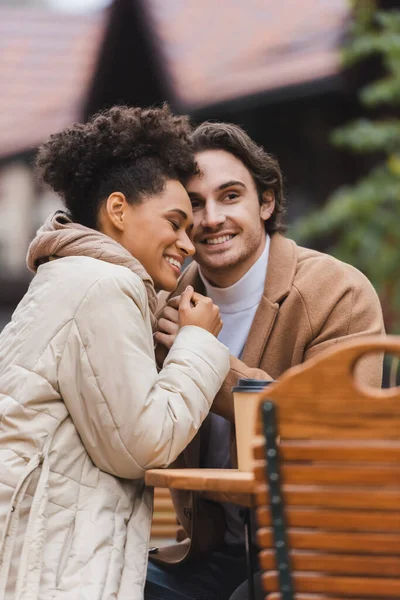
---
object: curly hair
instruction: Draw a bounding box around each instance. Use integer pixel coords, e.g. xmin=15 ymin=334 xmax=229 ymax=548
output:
xmin=35 ymin=104 xmax=198 ymax=229
xmin=191 ymin=122 xmax=286 ymax=234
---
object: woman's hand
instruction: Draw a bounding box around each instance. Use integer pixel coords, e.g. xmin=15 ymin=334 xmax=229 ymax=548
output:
xmin=178 ymin=286 xmax=223 ymax=337
xmin=154 ymin=286 xmax=223 ymax=353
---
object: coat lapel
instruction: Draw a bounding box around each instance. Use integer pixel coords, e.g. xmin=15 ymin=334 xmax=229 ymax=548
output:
xmin=156 ymin=261 xmax=205 ymax=313
xmin=173 ymin=261 xmax=205 ymax=298
xmin=241 ymin=295 xmax=278 ymax=367
xmin=241 ymin=234 xmax=297 ymax=367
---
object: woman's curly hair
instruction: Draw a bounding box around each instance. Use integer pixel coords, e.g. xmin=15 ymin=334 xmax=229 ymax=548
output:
xmin=35 ymin=104 xmax=198 ymax=229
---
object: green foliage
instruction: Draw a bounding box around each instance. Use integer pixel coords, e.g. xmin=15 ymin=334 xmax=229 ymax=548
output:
xmin=332 ymin=119 xmax=400 ymax=152
xmin=291 ymin=3 xmax=400 ymax=332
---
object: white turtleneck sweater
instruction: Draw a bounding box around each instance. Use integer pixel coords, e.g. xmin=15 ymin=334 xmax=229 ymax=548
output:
xmin=199 ymin=235 xmax=270 ymax=543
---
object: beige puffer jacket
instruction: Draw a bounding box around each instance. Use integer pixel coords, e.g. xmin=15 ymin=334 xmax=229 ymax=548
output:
xmin=0 ymin=256 xmax=229 ymax=600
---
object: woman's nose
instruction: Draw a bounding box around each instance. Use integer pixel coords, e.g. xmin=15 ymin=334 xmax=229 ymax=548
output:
xmin=177 ymin=232 xmax=195 ymax=257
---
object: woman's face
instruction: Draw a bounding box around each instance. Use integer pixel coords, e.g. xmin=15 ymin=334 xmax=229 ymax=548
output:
xmin=103 ymin=180 xmax=195 ymax=291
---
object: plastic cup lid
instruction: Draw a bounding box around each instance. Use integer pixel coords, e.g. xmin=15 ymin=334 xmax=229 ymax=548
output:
xmin=231 ymin=377 xmax=275 ymax=393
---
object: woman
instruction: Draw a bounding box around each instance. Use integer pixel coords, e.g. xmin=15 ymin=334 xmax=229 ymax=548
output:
xmin=0 ymin=105 xmax=229 ymax=599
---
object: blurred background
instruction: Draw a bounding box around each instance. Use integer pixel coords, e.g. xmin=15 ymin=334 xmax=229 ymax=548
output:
xmin=0 ymin=0 xmax=399 ymax=353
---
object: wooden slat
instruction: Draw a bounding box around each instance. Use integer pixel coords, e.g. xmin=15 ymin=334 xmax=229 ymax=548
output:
xmin=267 ymin=595 xmax=396 ymax=600
xmin=152 ymin=497 xmax=176 ymax=511
xmin=154 ymin=487 xmax=173 ymax=499
xmin=263 ymin=572 xmax=400 ymax=597
xmin=152 ymin=487 xmax=176 ymax=539
xmin=255 ymin=412 xmax=400 ymax=439
xmin=150 ymin=524 xmax=177 ymax=538
xmin=254 ymin=462 xmax=400 ymax=486
xmin=255 ymin=484 xmax=400 ymax=510
xmin=256 ymin=528 xmax=400 ymax=554
xmin=253 ymin=440 xmax=400 ymax=464
xmin=255 ymin=506 xmax=400 ymax=531
xmin=151 ymin=513 xmax=176 ymax=525
xmin=258 ymin=550 xmax=400 ymax=576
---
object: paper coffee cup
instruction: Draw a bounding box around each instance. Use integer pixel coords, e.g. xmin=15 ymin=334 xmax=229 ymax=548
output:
xmin=232 ymin=378 xmax=274 ymax=472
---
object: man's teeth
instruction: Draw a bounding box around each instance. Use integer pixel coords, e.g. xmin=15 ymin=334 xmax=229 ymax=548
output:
xmin=204 ymin=235 xmax=234 ymax=245
xmin=165 ymin=257 xmax=181 ymax=270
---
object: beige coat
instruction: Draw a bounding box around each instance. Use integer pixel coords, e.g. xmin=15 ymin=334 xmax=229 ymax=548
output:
xmin=153 ymin=233 xmax=385 ymax=564
xmin=0 ymin=256 xmax=229 ymax=599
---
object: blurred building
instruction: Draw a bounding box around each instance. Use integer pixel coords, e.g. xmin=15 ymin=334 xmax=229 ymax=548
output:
xmin=0 ymin=0 xmax=382 ymax=325
xmin=0 ymin=5 xmax=105 ymax=325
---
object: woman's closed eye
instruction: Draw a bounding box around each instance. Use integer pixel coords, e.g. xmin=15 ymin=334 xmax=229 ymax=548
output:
xmin=168 ymin=220 xmax=180 ymax=231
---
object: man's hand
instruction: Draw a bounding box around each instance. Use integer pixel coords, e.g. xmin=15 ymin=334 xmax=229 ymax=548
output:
xmin=154 ymin=296 xmax=180 ymax=350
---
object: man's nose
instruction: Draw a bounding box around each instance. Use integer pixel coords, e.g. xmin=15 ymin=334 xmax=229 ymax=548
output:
xmin=201 ymin=205 xmax=226 ymax=229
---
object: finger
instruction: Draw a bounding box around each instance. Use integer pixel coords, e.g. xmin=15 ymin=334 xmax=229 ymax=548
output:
xmin=157 ymin=317 xmax=179 ymax=335
xmin=154 ymin=331 xmax=175 ymax=349
xmin=179 ymin=286 xmax=193 ymax=311
xmin=190 ymin=291 xmax=211 ymax=305
xmin=168 ymin=295 xmax=181 ymax=309
xmin=162 ymin=306 xmax=179 ymax=323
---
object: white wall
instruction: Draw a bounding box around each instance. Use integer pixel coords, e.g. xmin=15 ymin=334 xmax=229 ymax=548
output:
xmin=0 ymin=160 xmax=61 ymax=277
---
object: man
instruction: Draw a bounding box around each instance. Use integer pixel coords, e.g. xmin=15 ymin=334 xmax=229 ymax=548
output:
xmin=145 ymin=122 xmax=385 ymax=600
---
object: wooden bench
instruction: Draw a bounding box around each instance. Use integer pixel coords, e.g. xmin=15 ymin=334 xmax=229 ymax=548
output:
xmin=150 ymin=487 xmax=177 ymax=541
xmin=253 ymin=335 xmax=400 ymax=600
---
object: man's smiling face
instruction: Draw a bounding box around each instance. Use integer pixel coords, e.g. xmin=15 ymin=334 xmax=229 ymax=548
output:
xmin=187 ymin=149 xmax=274 ymax=287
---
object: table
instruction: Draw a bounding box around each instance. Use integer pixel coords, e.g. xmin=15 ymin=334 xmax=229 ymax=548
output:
xmin=146 ymin=467 xmax=254 ymax=494
xmin=145 ymin=468 xmax=258 ymax=599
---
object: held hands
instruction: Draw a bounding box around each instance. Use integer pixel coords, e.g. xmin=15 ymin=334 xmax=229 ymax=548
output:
xmin=154 ymin=286 xmax=223 ymax=350
xmin=179 ymin=286 xmax=223 ymax=336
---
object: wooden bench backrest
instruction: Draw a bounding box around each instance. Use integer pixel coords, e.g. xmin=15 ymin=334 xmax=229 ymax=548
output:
xmin=253 ymin=335 xmax=400 ymax=600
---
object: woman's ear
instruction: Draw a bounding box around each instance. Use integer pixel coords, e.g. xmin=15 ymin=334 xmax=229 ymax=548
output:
xmin=260 ymin=190 xmax=275 ymax=221
xmin=104 ymin=192 xmax=128 ymax=232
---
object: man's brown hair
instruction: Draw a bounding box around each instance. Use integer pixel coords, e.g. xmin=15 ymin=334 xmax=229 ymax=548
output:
xmin=191 ymin=121 xmax=286 ymax=234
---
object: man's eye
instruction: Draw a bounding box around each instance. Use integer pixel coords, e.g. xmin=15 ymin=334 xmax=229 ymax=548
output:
xmin=190 ymin=200 xmax=201 ymax=210
xmin=225 ymin=192 xmax=239 ymax=201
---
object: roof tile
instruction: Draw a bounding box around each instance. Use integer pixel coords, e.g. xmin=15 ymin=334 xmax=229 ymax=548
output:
xmin=0 ymin=7 xmax=105 ymax=159
xmin=146 ymin=0 xmax=350 ymax=109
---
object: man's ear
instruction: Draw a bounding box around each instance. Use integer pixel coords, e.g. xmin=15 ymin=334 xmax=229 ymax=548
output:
xmin=104 ymin=192 xmax=128 ymax=232
xmin=260 ymin=190 xmax=275 ymax=221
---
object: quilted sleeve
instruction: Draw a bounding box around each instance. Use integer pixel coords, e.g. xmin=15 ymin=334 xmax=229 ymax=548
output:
xmin=58 ymin=270 xmax=229 ymax=479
